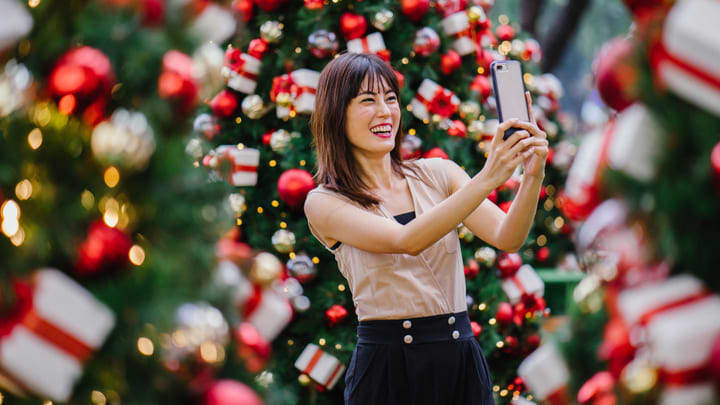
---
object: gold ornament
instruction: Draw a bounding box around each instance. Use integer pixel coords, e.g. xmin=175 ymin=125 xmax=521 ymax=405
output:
xmin=260 ymin=21 xmax=283 ymax=43
xmin=431 ymin=114 xmax=442 ymax=124
xmin=620 ymin=358 xmax=658 ymax=397
xmin=270 ymin=129 xmax=292 ymax=153
xmin=372 ymin=9 xmax=395 ymax=31
xmin=228 ymin=193 xmax=246 ymax=215
xmin=467 ymin=120 xmax=484 ymax=141
xmin=271 ymin=229 xmax=296 ymax=253
xmin=250 ymin=252 xmax=284 ymax=285
xmin=458 ymin=226 xmax=474 ymax=242
xmin=275 ymin=92 xmax=293 ymax=107
xmin=474 ymin=246 xmax=496 ymax=266
xmin=298 ymin=374 xmax=311 ymax=386
xmin=467 ymin=6 xmax=485 ymax=24
xmin=510 ymin=39 xmax=526 ymax=57
xmin=241 ymin=95 xmax=266 ymax=119
xmin=459 ymin=101 xmax=481 ymax=122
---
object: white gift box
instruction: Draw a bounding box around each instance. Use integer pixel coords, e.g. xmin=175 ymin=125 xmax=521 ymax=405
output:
xmin=410 ymin=79 xmax=460 ymax=121
xmin=209 ymin=145 xmax=260 ymax=187
xmin=191 ymin=4 xmax=236 ymax=46
xmin=659 ymin=384 xmax=717 ymax=405
xmin=608 ymin=104 xmax=663 ymax=182
xmin=290 ymin=69 xmax=319 ymax=114
xmin=441 ymin=11 xmax=477 ymax=56
xmin=223 ymin=52 xmax=261 ymax=95
xmin=0 ymin=269 xmax=115 ymax=402
xmin=517 ymin=343 xmax=569 ymax=402
xmin=245 ymin=288 xmax=293 ymax=342
xmin=564 ymin=125 xmax=608 ymax=208
xmin=501 ymin=265 xmax=544 ymax=304
xmin=656 ymin=0 xmax=720 ymax=116
xmin=347 ymin=32 xmax=387 ymax=55
xmin=294 ymin=343 xmax=346 ymax=390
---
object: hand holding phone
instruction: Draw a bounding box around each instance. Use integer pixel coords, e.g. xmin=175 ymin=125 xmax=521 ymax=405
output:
xmin=490 ymin=60 xmax=531 ymax=141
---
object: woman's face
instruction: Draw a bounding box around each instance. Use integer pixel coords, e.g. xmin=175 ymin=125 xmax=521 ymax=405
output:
xmin=345 ymin=75 xmax=401 ymax=156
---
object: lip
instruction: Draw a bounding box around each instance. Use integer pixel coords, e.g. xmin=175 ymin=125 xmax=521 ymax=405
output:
xmin=370 ymin=122 xmax=393 ymax=130
xmin=370 ymin=123 xmax=393 ymax=139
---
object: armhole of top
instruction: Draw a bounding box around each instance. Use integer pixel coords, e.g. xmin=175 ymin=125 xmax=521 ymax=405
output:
xmin=306 ymin=187 xmax=344 ymax=253
xmin=414 ymin=158 xmax=452 ymax=198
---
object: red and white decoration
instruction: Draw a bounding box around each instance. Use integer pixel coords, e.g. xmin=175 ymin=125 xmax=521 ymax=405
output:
xmin=518 ymin=343 xmax=570 ymax=405
xmin=202 ymin=145 xmax=260 ymax=187
xmin=0 ymin=269 xmax=115 ymax=402
xmin=441 ymin=10 xmax=481 ymax=56
xmin=294 ymin=343 xmax=346 ymax=390
xmin=617 ymin=275 xmax=720 ymax=405
xmin=651 ymin=0 xmax=720 ymax=116
xmin=501 ymin=264 xmax=544 ymax=305
xmin=410 ymin=79 xmax=460 ymax=121
xmin=347 ymin=32 xmax=390 ymax=61
xmin=607 ymin=103 xmax=663 ymax=182
xmin=270 ymin=69 xmax=320 ymax=120
xmin=222 ymin=46 xmax=262 ymax=95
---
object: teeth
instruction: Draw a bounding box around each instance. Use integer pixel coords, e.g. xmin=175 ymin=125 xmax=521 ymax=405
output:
xmin=371 ymin=125 xmax=392 ymax=133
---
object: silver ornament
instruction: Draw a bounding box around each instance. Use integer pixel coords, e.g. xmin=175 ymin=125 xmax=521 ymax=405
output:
xmin=271 ymin=229 xmax=296 ymax=253
xmin=292 ymin=295 xmax=311 ymax=312
xmin=270 ymin=129 xmax=292 ymax=153
xmin=193 ymin=113 xmax=219 ymax=140
xmin=91 ymin=108 xmax=156 ymax=171
xmin=0 ymin=60 xmax=32 ymax=117
xmin=260 ymin=20 xmax=283 ymax=43
xmin=228 ymin=193 xmax=246 ymax=215
xmin=287 ymin=254 xmax=317 ymax=283
xmin=371 ymin=9 xmax=395 ymax=31
xmin=185 ymin=138 xmax=204 ymax=160
xmin=241 ymin=94 xmax=266 ymax=119
xmin=474 ymin=246 xmax=497 ymax=267
xmin=467 ymin=120 xmax=484 ymax=141
xmin=308 ymin=30 xmax=339 ymax=58
xmin=459 ymin=100 xmax=481 ymax=122
xmin=162 ymin=302 xmax=229 ymax=366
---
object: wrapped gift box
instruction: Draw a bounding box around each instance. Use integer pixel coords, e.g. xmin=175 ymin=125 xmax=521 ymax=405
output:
xmin=203 ymin=145 xmax=259 ymax=187
xmin=501 ymin=264 xmax=545 ymax=304
xmin=0 ymin=269 xmax=115 ymax=402
xmin=347 ymin=32 xmax=388 ymax=57
xmin=517 ymin=343 xmax=570 ymax=405
xmin=222 ymin=47 xmax=261 ymax=95
xmin=410 ymin=79 xmax=460 ymax=121
xmin=441 ymin=11 xmax=477 ymax=56
xmin=294 ymin=343 xmax=345 ymax=390
xmin=607 ymin=104 xmax=663 ymax=182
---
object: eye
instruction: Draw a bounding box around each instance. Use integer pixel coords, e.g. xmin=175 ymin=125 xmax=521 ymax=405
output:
xmin=386 ymin=95 xmax=397 ymax=102
xmin=361 ymin=97 xmax=374 ymax=103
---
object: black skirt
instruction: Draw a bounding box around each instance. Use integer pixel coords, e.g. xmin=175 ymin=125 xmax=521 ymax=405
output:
xmin=344 ymin=311 xmax=495 ymax=405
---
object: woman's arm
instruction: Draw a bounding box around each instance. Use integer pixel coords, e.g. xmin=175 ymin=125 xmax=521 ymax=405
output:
xmin=305 ymin=120 xmax=533 ymax=256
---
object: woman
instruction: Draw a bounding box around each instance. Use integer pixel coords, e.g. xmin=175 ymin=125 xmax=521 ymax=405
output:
xmin=305 ymin=53 xmax=548 ymax=405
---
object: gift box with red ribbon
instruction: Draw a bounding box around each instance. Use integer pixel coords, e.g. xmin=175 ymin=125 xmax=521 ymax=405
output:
xmin=294 ymin=343 xmax=345 ymax=390
xmin=202 ymin=145 xmax=260 ymax=187
xmin=271 ymin=69 xmax=320 ymax=120
xmin=347 ymin=32 xmax=390 ymax=61
xmin=410 ymin=79 xmax=460 ymax=122
xmin=517 ymin=343 xmax=570 ymax=405
xmin=0 ymin=269 xmax=115 ymax=402
xmin=651 ymin=0 xmax=720 ymax=117
xmin=607 ymin=103 xmax=663 ymax=182
xmin=441 ymin=10 xmax=480 ymax=56
xmin=222 ymin=46 xmax=261 ymax=94
xmin=241 ymin=286 xmax=293 ymax=342
xmin=617 ymin=275 xmax=720 ymax=402
xmin=501 ymin=264 xmax=544 ymax=305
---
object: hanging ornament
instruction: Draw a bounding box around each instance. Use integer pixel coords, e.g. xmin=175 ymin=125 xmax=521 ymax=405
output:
xmin=191 ymin=4 xmax=237 ymax=44
xmin=251 ymin=251 xmax=285 ymax=284
xmin=474 ymin=246 xmax=496 ymax=267
xmin=466 ymin=295 xmax=475 ymax=308
xmin=458 ymin=225 xmax=474 ymax=242
xmin=162 ymin=302 xmax=230 ymax=369
xmin=423 ymin=147 xmax=449 ymax=160
xmin=496 ymin=301 xmax=513 ymax=326
xmin=0 ymin=0 xmax=33 ymax=52
xmin=413 ymin=27 xmax=441 ymax=57
xmin=304 ymin=0 xmax=323 ymax=9
xmin=476 ymin=49 xmax=495 ymax=74
xmin=372 ymin=8 xmax=395 ymax=31
xmin=192 ymin=42 xmax=226 ymax=100
xmin=464 ymin=259 xmax=480 ymax=279
xmin=277 ymin=169 xmax=315 ymax=210
xmin=186 ymin=138 xmax=204 ymax=161
xmin=193 ymin=113 xmax=219 ymax=140
xmin=260 ymin=20 xmax=283 ymax=43
xmin=441 ymin=50 xmax=462 ymax=75
xmin=253 ymin=0 xmax=287 ymax=12
xmin=91 ymin=108 xmax=156 ymax=171
xmin=495 ymin=24 xmax=515 ymax=41
xmin=203 ymin=379 xmax=264 ymax=405
xmin=211 ymin=89 xmax=239 ymax=118
xmin=504 ymin=335 xmax=519 ymax=353
xmin=536 ymin=246 xmax=550 ymax=263
xmin=248 ymin=38 xmax=269 ymax=59
xmin=203 ymin=145 xmax=260 ymax=187
xmin=292 ymin=295 xmax=311 ymax=312
xmin=467 ymin=6 xmax=489 ymax=29
xmin=287 ymin=254 xmax=317 ymax=283
xmin=0 ymin=60 xmax=32 ymax=117
xmin=402 ymin=0 xmax=430 ymax=22
xmin=222 ymin=45 xmax=261 ymax=94
xmin=594 ymin=37 xmax=638 ymax=112
xmin=269 ymin=129 xmax=293 ymax=153
xmin=48 ymin=46 xmax=115 ymax=125
xmin=325 ymin=304 xmax=348 ymax=326
xmin=401 ymin=134 xmax=423 ymax=160
xmin=75 ymin=220 xmax=133 ymax=276
xmin=446 ymin=120 xmax=467 ymax=137
xmin=459 ymin=100 xmax=481 ymax=122
xmin=467 ymin=120 xmax=484 ymax=141
xmin=158 ymin=50 xmax=198 ymax=114
xmin=471 ymin=321 xmax=482 ymax=337
xmin=470 ymin=74 xmax=492 ymax=102
xmin=231 ymin=0 xmax=254 ymax=23
xmin=524 ymin=38 xmax=542 ymax=62
xmin=228 ymin=193 xmax=247 ymax=217
xmin=394 ymin=69 xmax=405 ymax=89
xmin=340 ymin=12 xmax=367 ymax=40
xmin=241 ymin=94 xmax=267 ymax=119
xmin=308 ymin=30 xmax=339 ymax=58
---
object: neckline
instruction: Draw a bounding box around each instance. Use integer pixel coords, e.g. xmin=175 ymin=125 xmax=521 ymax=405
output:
xmin=377 ymin=171 xmax=418 ymax=219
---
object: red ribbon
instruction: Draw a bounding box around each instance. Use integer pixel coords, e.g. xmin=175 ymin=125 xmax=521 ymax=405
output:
xmin=414 ymin=86 xmax=457 ymax=118
xmin=225 ymin=48 xmax=259 ymax=81
xmin=659 ymin=364 xmax=710 ymax=386
xmin=651 ymin=42 xmax=720 ymax=92
xmin=303 ymin=346 xmax=324 ymax=374
xmin=637 ymin=290 xmax=712 ymax=326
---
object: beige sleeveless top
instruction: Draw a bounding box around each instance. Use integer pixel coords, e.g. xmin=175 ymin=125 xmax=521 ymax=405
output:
xmin=307 ymin=158 xmax=466 ymax=321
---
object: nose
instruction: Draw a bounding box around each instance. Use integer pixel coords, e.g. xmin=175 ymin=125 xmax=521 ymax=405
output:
xmin=376 ymin=98 xmax=391 ymax=118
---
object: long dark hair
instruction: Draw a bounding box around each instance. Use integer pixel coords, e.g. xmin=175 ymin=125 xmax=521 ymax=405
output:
xmin=310 ymin=53 xmax=419 ymax=208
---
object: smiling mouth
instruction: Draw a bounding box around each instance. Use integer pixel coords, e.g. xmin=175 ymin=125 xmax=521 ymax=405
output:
xmin=370 ymin=124 xmax=393 ymax=138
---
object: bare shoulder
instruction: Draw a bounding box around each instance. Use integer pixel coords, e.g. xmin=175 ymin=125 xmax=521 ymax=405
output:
xmin=419 ymin=157 xmax=465 ymax=178
xmin=304 ymin=188 xmax=343 ymax=222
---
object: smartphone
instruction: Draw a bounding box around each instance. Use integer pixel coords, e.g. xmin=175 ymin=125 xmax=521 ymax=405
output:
xmin=490 ymin=60 xmax=531 ymax=141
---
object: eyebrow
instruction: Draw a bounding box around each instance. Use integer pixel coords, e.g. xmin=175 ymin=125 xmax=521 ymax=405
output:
xmin=358 ymin=89 xmax=396 ymax=96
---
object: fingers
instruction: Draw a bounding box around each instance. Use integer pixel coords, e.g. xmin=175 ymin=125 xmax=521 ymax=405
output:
xmin=508 ymin=136 xmax=548 ymax=156
xmin=493 ymin=119 xmax=519 ymax=146
xmin=496 ymin=130 xmax=529 ymax=155
xmin=525 ymin=91 xmax=536 ymax=125
xmin=508 ymin=120 xmax=547 ymax=139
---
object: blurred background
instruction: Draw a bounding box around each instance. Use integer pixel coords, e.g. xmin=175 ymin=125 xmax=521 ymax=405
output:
xmin=1 ymin=0 xmax=719 ymax=404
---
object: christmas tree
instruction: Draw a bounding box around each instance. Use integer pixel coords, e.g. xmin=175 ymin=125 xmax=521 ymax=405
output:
xmin=190 ymin=0 xmax=578 ymax=404
xmin=517 ymin=0 xmax=720 ymax=404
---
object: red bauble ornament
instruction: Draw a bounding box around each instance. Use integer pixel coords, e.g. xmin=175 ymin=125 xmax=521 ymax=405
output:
xmin=211 ymin=90 xmax=238 ymax=118
xmin=464 ymin=259 xmax=480 ymax=280
xmin=577 ymin=371 xmax=615 ymax=404
xmin=204 ymin=380 xmax=263 ymax=405
xmin=304 ymin=0 xmax=323 ymax=9
xmin=470 ymin=321 xmax=482 ymax=337
xmin=75 ymin=221 xmax=132 ymax=276
xmin=539 ymin=186 xmax=547 ymax=200
xmin=234 ymin=322 xmax=271 ymax=372
xmin=496 ymin=301 xmax=513 ymax=326
xmin=262 ymin=130 xmax=273 ymax=145
xmin=158 ymin=50 xmax=198 ymax=114
xmin=441 ymin=50 xmax=462 ymax=75
xmin=215 ymin=228 xmax=252 ymax=263
xmin=487 ymin=189 xmax=498 ymax=203
xmin=447 ymin=120 xmax=467 ymax=137
xmin=476 ymin=49 xmax=495 ymax=74
xmin=141 ymin=0 xmax=165 ymax=26
xmin=340 ymin=12 xmax=367 ymax=40
xmin=546 ymin=145 xmax=554 ymax=164
xmin=252 ymin=0 xmax=286 ymax=12
xmin=325 ymin=304 xmax=348 ymax=326
xmin=232 ymin=0 xmax=254 ymax=23
xmin=402 ymin=0 xmax=430 ymax=22
xmin=536 ymin=246 xmax=550 ymax=262
xmin=598 ymin=316 xmax=635 ymax=379
xmin=423 ymin=147 xmax=449 ymax=160
xmin=495 ymin=24 xmax=515 ymax=41
xmin=277 ymin=169 xmax=315 ymax=210
xmin=498 ymin=178 xmax=519 ymax=193
xmin=594 ymin=37 xmax=638 ymax=112
xmin=470 ymin=74 xmax=492 ymax=101
xmin=394 ymin=70 xmax=405 ymax=89
xmin=497 ymin=252 xmax=522 ymax=278
xmin=248 ymin=38 xmax=269 ymax=59
xmin=526 ymin=333 xmax=541 ymax=350
xmin=503 ymin=335 xmax=519 ymax=353
xmin=499 ymin=201 xmax=511 ymax=213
